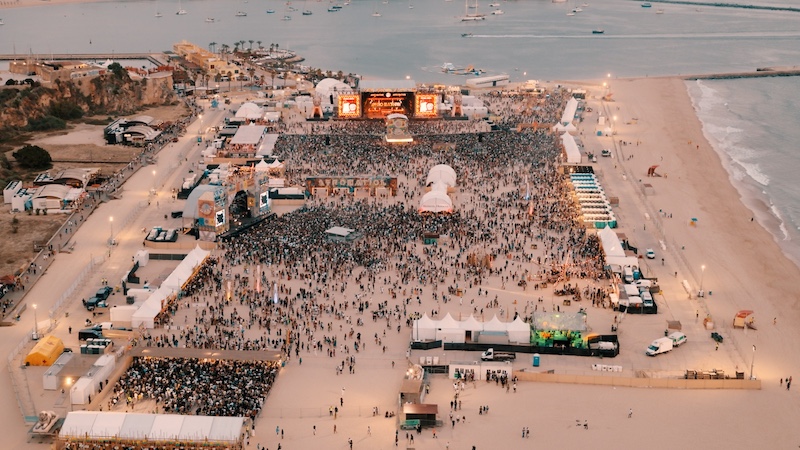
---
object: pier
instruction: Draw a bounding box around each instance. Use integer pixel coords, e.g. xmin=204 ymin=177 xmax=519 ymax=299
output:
xmin=0 ymin=53 xmax=168 ymax=66
xmin=633 ymin=0 xmax=800 ymax=13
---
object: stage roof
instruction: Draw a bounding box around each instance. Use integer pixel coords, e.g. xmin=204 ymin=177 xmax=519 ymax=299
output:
xmin=360 ymin=79 xmax=416 ymax=91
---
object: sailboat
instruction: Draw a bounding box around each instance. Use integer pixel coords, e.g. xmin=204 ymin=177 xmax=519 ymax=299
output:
xmin=154 ymin=0 xmax=163 ymax=17
xmin=176 ymin=0 xmax=187 ymax=15
xmin=460 ymin=0 xmax=485 ymax=21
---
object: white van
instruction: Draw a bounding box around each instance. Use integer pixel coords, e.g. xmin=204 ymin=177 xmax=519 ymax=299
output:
xmin=646 ymin=337 xmax=673 ymax=356
xmin=641 ymin=291 xmax=654 ymax=307
xmin=623 ymin=266 xmax=634 ymax=284
xmin=668 ymin=332 xmax=687 ymax=347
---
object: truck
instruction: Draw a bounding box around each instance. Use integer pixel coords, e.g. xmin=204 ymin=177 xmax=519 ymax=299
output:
xmin=645 ymin=337 xmax=673 ymax=356
xmin=668 ymin=331 xmax=687 ymax=347
xmin=82 ymin=297 xmax=107 ymax=311
xmin=480 ymin=348 xmax=516 ymax=361
xmin=83 ymin=286 xmax=113 ymax=311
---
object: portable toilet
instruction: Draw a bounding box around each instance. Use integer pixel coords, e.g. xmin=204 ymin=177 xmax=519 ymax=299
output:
xmin=533 ymin=354 xmax=540 ymax=367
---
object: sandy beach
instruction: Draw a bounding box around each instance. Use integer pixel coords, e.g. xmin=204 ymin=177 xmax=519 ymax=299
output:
xmin=4 ymin=73 xmax=800 ymax=450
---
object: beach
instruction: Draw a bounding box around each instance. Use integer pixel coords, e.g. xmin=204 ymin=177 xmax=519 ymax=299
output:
xmin=3 ymin=72 xmax=800 ymax=450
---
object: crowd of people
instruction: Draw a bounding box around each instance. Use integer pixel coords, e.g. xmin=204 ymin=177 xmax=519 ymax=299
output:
xmin=127 ymin=87 xmax=616 ymax=444
xmin=109 ymin=356 xmax=280 ymax=420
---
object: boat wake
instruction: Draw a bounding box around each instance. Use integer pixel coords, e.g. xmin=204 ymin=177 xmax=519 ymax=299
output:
xmin=465 ymin=31 xmax=800 ymax=39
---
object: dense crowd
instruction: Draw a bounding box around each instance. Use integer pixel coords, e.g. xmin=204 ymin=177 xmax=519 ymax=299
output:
xmin=110 ymin=357 xmax=279 ymax=420
xmin=138 ymin=88 xmax=612 ymax=415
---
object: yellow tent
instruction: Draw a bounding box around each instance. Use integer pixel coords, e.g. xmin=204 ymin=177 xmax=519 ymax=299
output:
xmin=25 ymin=335 xmax=64 ymax=366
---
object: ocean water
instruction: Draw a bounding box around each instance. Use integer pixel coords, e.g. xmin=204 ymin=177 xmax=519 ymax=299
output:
xmin=687 ymin=77 xmax=800 ymax=266
xmin=0 ymin=0 xmax=799 ymax=82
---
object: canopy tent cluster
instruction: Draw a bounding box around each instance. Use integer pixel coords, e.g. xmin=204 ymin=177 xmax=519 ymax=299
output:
xmin=413 ymin=313 xmax=530 ymax=344
xmin=420 ymin=164 xmax=456 ymax=213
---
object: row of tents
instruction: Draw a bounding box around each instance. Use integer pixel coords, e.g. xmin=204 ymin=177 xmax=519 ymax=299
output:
xmin=413 ymin=313 xmax=530 ymax=344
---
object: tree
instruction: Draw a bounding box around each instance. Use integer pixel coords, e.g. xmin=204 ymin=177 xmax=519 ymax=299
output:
xmin=209 ymin=42 xmax=217 ymax=53
xmin=108 ymin=62 xmax=128 ymax=79
xmin=257 ymin=40 xmax=263 ymax=50
xmin=249 ymin=40 xmax=254 ymax=51
xmin=12 ymin=145 xmax=52 ymax=170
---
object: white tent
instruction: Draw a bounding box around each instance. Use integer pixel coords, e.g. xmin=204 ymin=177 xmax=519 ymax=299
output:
xmin=413 ymin=314 xmax=438 ymax=341
xmin=561 ymin=132 xmax=581 ymax=164
xmin=60 ymin=412 xmax=244 ymax=443
xmin=598 ymin=226 xmax=625 ymax=257
xmin=131 ymin=287 xmax=169 ymax=329
xmin=235 ymin=102 xmax=264 ymax=120
xmin=560 ymin=97 xmax=579 ymax=125
xmin=419 ymin=191 xmax=453 ymax=213
xmin=436 ymin=313 xmax=465 ymax=343
xmin=483 ymin=315 xmax=507 ymax=332
xmin=508 ymin=317 xmax=532 ymax=344
xmin=162 ymin=246 xmax=210 ymax=291
xmin=426 ymin=164 xmax=457 ymax=187
xmin=460 ymin=315 xmax=483 ymax=334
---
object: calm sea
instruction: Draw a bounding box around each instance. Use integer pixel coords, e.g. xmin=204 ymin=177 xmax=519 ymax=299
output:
xmin=687 ymin=77 xmax=800 ymax=267
xmin=0 ymin=0 xmax=799 ymax=82
xmin=2 ymin=0 xmax=800 ymax=264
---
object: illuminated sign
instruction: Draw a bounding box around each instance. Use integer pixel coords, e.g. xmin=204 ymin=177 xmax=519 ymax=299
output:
xmin=338 ymin=94 xmax=361 ymax=118
xmin=362 ymin=92 xmax=413 ymax=119
xmin=306 ymin=177 xmax=398 ymax=196
xmin=415 ymin=94 xmax=438 ymax=118
xmin=259 ymin=191 xmax=270 ymax=210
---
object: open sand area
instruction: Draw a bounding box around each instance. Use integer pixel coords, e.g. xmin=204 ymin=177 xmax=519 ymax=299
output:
xmin=3 ymin=76 xmax=800 ymax=450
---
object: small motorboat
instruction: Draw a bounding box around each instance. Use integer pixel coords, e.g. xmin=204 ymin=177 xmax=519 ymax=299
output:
xmin=267 ymin=9 xmax=276 ymax=13
xmin=236 ymin=11 xmax=247 ymax=16
xmin=592 ymin=29 xmax=604 ymax=34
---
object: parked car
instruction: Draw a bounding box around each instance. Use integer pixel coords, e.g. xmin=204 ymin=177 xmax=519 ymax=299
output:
xmin=601 ymin=149 xmax=612 ymax=157
xmin=646 ymin=248 xmax=656 ymax=259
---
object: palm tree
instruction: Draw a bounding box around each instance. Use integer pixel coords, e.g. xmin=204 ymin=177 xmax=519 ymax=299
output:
xmin=257 ymin=40 xmax=263 ymax=50
xmin=220 ymin=44 xmax=230 ymax=61
xmin=269 ymin=43 xmax=275 ymax=53
xmin=209 ymin=42 xmax=217 ymax=53
xmin=233 ymin=42 xmax=240 ymax=53
xmin=249 ymin=40 xmax=255 ymax=51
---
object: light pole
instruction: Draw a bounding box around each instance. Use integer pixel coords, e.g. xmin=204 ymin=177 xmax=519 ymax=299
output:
xmin=32 ymin=303 xmax=38 ymax=340
xmin=699 ymin=264 xmax=706 ymax=297
xmin=750 ymin=345 xmax=756 ymax=380
xmin=109 ymin=216 xmax=114 ymax=245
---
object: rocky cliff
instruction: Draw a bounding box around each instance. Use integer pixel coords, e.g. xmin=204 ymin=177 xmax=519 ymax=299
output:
xmin=0 ymin=69 xmax=176 ymax=138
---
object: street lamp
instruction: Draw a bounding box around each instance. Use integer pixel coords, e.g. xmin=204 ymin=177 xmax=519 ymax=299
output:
xmin=699 ymin=264 xmax=706 ymax=297
xmin=32 ymin=303 xmax=38 ymax=340
xmin=109 ymin=216 xmax=114 ymax=245
xmin=750 ymin=345 xmax=756 ymax=380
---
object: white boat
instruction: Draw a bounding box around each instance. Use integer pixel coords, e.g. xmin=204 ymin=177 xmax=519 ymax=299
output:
xmin=176 ymin=0 xmax=187 ymax=15
xmin=491 ymin=9 xmax=503 ymax=15
xmin=302 ymin=10 xmax=313 ymax=15
xmin=205 ymin=17 xmax=215 ymax=22
xmin=460 ymin=0 xmax=485 ymax=21
xmin=267 ymin=9 xmax=276 ymax=13
xmin=489 ymin=2 xmax=500 ymax=6
xmin=154 ymin=12 xmax=162 ymax=18
xmin=236 ymin=11 xmax=247 ymax=16
xmin=283 ymin=15 xmax=292 ymax=20
xmin=372 ymin=11 xmax=381 ymax=16
xmin=573 ymin=7 xmax=582 ymax=12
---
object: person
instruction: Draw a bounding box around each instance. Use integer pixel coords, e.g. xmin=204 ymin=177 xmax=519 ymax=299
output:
xmin=628 ymin=408 xmax=633 ymax=418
